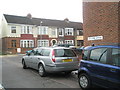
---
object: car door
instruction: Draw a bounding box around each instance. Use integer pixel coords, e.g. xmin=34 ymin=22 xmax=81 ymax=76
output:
xmin=40 ymin=49 xmax=51 ymax=66
xmin=25 ymin=50 xmax=34 ymax=68
xmin=107 ymin=48 xmax=120 ymax=88
xmin=30 ymin=48 xmax=43 ymax=70
xmin=87 ymin=48 xmax=110 ymax=87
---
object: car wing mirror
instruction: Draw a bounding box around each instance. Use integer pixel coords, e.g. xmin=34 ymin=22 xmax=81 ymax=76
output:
xmin=26 ymin=53 xmax=31 ymax=56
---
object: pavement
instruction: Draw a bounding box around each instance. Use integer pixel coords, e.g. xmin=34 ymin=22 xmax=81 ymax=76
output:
xmin=0 ymin=54 xmax=25 ymax=57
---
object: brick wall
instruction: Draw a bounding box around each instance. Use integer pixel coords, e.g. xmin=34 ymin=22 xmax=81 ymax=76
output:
xmin=83 ymin=2 xmax=120 ymax=46
xmin=2 ymin=37 xmax=20 ymax=54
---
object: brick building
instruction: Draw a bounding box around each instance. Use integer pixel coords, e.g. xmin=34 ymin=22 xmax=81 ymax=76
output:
xmin=83 ymin=1 xmax=120 ymax=46
xmin=1 ymin=14 xmax=83 ymax=54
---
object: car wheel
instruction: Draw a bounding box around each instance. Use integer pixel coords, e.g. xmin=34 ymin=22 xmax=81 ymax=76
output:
xmin=22 ymin=60 xmax=27 ymax=69
xmin=38 ymin=64 xmax=46 ymax=77
xmin=78 ymin=73 xmax=91 ymax=89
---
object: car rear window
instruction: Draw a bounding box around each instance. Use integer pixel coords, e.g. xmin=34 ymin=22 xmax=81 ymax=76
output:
xmin=54 ymin=49 xmax=76 ymax=57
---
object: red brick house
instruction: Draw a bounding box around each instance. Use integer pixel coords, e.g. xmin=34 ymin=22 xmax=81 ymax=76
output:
xmin=1 ymin=14 xmax=83 ymax=54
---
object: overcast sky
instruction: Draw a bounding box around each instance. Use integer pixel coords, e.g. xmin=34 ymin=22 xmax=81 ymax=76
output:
xmin=0 ymin=0 xmax=83 ymax=22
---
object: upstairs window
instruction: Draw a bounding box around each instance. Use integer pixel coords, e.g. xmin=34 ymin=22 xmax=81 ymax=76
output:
xmin=39 ymin=26 xmax=48 ymax=35
xmin=58 ymin=28 xmax=64 ymax=36
xmin=77 ymin=30 xmax=83 ymax=36
xmin=11 ymin=26 xmax=16 ymax=33
xmin=27 ymin=26 xmax=30 ymax=34
xmin=52 ymin=30 xmax=56 ymax=36
xmin=65 ymin=28 xmax=73 ymax=36
xmin=21 ymin=26 xmax=32 ymax=34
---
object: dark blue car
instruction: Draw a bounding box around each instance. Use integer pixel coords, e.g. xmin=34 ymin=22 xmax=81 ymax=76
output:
xmin=78 ymin=44 xmax=120 ymax=89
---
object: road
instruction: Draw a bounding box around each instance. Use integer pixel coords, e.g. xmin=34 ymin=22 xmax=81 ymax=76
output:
xmin=1 ymin=55 xmax=81 ymax=89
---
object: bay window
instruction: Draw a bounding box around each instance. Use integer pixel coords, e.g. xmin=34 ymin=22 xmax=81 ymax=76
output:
xmin=20 ymin=40 xmax=34 ymax=48
xmin=65 ymin=40 xmax=74 ymax=44
xmin=37 ymin=40 xmax=49 ymax=47
xmin=65 ymin=28 xmax=73 ymax=36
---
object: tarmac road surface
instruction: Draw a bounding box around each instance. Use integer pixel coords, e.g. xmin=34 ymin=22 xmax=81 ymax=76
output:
xmin=1 ymin=55 xmax=81 ymax=89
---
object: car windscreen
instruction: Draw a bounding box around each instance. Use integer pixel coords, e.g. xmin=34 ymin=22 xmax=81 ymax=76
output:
xmin=54 ymin=49 xmax=76 ymax=57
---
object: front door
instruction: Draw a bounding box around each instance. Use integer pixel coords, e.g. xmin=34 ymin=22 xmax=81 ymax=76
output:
xmin=52 ymin=40 xmax=56 ymax=45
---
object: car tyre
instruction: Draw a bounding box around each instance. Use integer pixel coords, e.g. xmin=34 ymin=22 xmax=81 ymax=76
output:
xmin=38 ymin=64 xmax=46 ymax=77
xmin=78 ymin=73 xmax=91 ymax=90
xmin=22 ymin=60 xmax=27 ymax=69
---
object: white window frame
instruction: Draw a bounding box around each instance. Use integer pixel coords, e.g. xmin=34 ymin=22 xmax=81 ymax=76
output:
xmin=11 ymin=26 xmax=16 ymax=33
xmin=58 ymin=41 xmax=64 ymax=44
xmin=20 ymin=40 xmax=34 ymax=48
xmin=52 ymin=30 xmax=56 ymax=36
xmin=38 ymin=26 xmax=48 ymax=35
xmin=21 ymin=26 xmax=32 ymax=34
xmin=58 ymin=28 xmax=64 ymax=37
xmin=37 ymin=40 xmax=49 ymax=47
xmin=65 ymin=40 xmax=74 ymax=45
xmin=65 ymin=28 xmax=73 ymax=36
xmin=77 ymin=30 xmax=83 ymax=36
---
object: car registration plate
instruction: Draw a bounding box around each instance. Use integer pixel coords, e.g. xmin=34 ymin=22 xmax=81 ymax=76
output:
xmin=62 ymin=59 xmax=72 ymax=62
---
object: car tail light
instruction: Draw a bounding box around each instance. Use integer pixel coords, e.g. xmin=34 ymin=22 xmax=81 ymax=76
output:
xmin=52 ymin=50 xmax=55 ymax=62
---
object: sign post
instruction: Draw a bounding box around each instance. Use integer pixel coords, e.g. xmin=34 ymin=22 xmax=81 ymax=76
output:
xmin=88 ymin=36 xmax=103 ymax=41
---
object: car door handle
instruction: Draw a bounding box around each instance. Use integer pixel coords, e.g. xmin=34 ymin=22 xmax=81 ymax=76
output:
xmin=87 ymin=64 xmax=91 ymax=67
xmin=38 ymin=58 xmax=40 ymax=60
xmin=110 ymin=69 xmax=116 ymax=72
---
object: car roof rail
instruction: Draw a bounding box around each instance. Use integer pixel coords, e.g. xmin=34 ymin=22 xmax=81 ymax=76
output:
xmin=90 ymin=42 xmax=120 ymax=46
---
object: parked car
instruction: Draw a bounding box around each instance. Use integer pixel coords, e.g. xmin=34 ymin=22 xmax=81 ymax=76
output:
xmin=78 ymin=44 xmax=120 ymax=89
xmin=26 ymin=50 xmax=32 ymax=55
xmin=72 ymin=48 xmax=83 ymax=60
xmin=22 ymin=47 xmax=79 ymax=77
xmin=53 ymin=44 xmax=74 ymax=48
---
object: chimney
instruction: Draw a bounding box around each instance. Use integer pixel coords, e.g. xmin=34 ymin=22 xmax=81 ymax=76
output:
xmin=64 ymin=18 xmax=69 ymax=23
xmin=27 ymin=13 xmax=32 ymax=19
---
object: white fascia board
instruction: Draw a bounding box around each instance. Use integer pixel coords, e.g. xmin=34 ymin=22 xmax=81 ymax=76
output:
xmin=8 ymin=23 xmax=34 ymax=26
xmin=83 ymin=0 xmax=119 ymax=2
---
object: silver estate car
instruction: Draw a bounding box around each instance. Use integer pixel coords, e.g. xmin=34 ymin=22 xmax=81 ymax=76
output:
xmin=22 ymin=47 xmax=79 ymax=77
